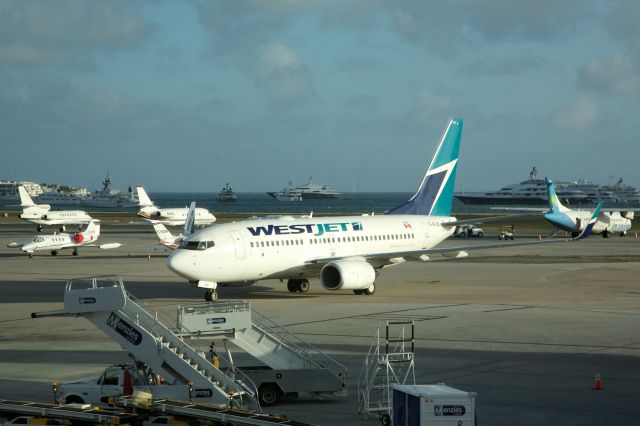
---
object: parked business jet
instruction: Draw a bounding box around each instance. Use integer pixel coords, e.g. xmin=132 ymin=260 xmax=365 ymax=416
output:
xmin=18 ymin=186 xmax=93 ymax=232
xmin=167 ymin=118 xmax=598 ymax=301
xmin=545 ymin=179 xmax=632 ymax=237
xmin=136 ymin=186 xmax=216 ymax=226
xmin=7 ymin=220 xmax=121 ymax=257
xmin=153 ymin=202 xmax=197 ymax=249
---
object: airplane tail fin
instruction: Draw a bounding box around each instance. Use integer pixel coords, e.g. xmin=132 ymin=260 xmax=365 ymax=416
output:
xmin=153 ymin=223 xmax=175 ymax=242
xmin=183 ymin=201 xmax=196 ymax=236
xmin=136 ymin=186 xmax=155 ymax=207
xmin=387 ymin=118 xmax=463 ymax=216
xmin=575 ymin=202 xmax=603 ymax=240
xmin=546 ymin=178 xmax=570 ymax=213
xmin=18 ymin=186 xmax=35 ymax=207
xmin=84 ymin=220 xmax=100 ymax=237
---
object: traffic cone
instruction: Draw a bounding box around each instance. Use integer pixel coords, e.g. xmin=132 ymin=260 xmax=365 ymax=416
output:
xmin=592 ymin=373 xmax=603 ymax=391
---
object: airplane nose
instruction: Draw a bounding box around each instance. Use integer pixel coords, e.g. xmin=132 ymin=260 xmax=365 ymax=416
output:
xmin=167 ymin=250 xmax=197 ymax=280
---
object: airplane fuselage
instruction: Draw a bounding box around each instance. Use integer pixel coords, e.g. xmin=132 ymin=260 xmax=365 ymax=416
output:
xmin=138 ymin=207 xmax=215 ymax=226
xmin=20 ymin=209 xmax=92 ymax=226
xmin=167 ymin=214 xmax=456 ymax=285
xmin=545 ymin=210 xmax=631 ymax=235
xmin=20 ymin=232 xmax=96 ymax=253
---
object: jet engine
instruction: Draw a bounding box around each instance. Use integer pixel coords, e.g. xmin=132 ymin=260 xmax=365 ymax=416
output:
xmin=622 ymin=211 xmax=634 ymax=220
xmin=320 ymin=259 xmax=375 ymax=291
xmin=73 ymin=233 xmax=84 ymax=243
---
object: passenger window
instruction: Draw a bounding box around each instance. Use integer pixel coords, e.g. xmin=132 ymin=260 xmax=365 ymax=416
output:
xmin=250 ymin=242 xmax=254 ymax=248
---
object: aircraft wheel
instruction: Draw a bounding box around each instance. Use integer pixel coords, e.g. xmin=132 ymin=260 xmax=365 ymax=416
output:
xmin=37 ymin=225 xmax=43 ymax=232
xmin=381 ymin=413 xmax=391 ymax=426
xmin=353 ymin=289 xmax=363 ymax=295
xmin=51 ymin=250 xmax=58 ymax=256
xmin=29 ymin=253 xmax=33 ymax=258
xmin=603 ymin=231 xmax=610 ymax=239
xmin=363 ymin=283 xmax=376 ymax=296
xmin=298 ymin=280 xmax=310 ymax=293
xmin=287 ymin=280 xmax=297 ymax=292
xmin=204 ymin=289 xmax=218 ymax=302
xmin=72 ymin=249 xmax=79 ymax=256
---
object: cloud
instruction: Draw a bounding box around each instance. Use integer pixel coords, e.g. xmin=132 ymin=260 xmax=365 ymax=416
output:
xmin=577 ymin=53 xmax=640 ymax=96
xmin=344 ymin=94 xmax=378 ymax=112
xmin=462 ymin=52 xmax=545 ymax=76
xmin=405 ymin=91 xmax=453 ymax=124
xmin=247 ymin=43 xmax=318 ymax=109
xmin=0 ymin=1 xmax=153 ymax=67
xmin=551 ymin=97 xmax=600 ymax=131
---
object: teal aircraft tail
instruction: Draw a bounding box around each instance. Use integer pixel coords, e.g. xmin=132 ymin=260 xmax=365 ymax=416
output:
xmin=387 ymin=118 xmax=462 ymax=216
xmin=545 ymin=178 xmax=570 ymax=213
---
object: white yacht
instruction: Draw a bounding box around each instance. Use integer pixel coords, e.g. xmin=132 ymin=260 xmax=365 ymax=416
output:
xmin=216 ymin=183 xmax=237 ymax=202
xmin=292 ymin=177 xmax=343 ymax=199
xmin=266 ymin=181 xmax=303 ymax=202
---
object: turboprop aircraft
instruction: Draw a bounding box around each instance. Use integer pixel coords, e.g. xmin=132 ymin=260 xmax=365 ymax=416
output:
xmin=152 ymin=202 xmax=197 ymax=249
xmin=166 ymin=118 xmax=599 ymax=301
xmin=17 ymin=186 xmax=93 ymax=232
xmin=136 ymin=186 xmax=216 ymax=226
xmin=7 ymin=220 xmax=121 ymax=257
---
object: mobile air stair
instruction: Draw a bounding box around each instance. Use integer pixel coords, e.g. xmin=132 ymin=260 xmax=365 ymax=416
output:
xmin=357 ymin=321 xmax=416 ymax=426
xmin=175 ymin=302 xmax=348 ymax=405
xmin=32 ymin=276 xmax=346 ymax=409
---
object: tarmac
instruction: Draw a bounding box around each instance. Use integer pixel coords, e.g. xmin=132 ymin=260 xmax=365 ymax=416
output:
xmin=1 ymin=222 xmax=640 ymax=425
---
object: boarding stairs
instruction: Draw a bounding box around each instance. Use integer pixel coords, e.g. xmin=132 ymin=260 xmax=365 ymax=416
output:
xmin=176 ymin=302 xmax=348 ymax=396
xmin=32 ymin=276 xmax=259 ymax=411
xmin=357 ymin=321 xmax=416 ymax=420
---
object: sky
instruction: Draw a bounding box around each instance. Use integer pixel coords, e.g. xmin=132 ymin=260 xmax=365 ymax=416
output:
xmin=1 ymin=0 xmax=639 ymax=193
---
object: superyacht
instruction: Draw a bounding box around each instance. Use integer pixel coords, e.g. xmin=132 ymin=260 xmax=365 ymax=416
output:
xmin=292 ymin=177 xmax=343 ymax=199
xmin=455 ymin=167 xmax=640 ymax=206
xmin=266 ymin=180 xmax=303 ymax=202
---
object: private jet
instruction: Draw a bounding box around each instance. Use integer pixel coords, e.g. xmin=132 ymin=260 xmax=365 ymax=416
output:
xmin=18 ymin=186 xmax=93 ymax=232
xmin=136 ymin=186 xmax=216 ymax=226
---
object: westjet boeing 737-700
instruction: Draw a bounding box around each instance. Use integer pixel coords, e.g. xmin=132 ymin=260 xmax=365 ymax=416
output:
xmin=166 ymin=118 xmax=599 ymax=300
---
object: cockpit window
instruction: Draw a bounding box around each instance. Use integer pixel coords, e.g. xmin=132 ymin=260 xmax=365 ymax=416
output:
xmin=180 ymin=240 xmax=214 ymax=250
xmin=33 ymin=237 xmax=45 ymax=243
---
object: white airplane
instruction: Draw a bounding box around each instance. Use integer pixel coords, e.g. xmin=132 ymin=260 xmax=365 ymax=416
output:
xmin=543 ymin=179 xmax=632 ymax=237
xmin=136 ymin=186 xmax=216 ymax=226
xmin=7 ymin=220 xmax=121 ymax=257
xmin=18 ymin=186 xmax=93 ymax=232
xmin=166 ymin=118 xmax=599 ymax=301
xmin=153 ymin=202 xmax=197 ymax=249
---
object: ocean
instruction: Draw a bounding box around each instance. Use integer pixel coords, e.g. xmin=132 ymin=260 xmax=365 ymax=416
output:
xmin=150 ymin=192 xmax=484 ymax=215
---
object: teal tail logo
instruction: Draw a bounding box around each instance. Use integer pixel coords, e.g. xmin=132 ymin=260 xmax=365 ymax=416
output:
xmin=387 ymin=118 xmax=462 ymax=216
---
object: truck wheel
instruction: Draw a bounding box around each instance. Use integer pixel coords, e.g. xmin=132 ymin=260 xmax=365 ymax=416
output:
xmin=258 ymin=383 xmax=281 ymax=406
xmin=381 ymin=413 xmax=391 ymax=426
xmin=65 ymin=396 xmax=85 ymax=404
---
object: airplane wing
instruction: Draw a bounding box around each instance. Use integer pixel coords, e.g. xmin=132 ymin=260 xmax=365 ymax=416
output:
xmin=307 ymin=203 xmax=601 ymax=267
xmin=442 ymin=212 xmax=542 ymax=226
xmin=83 ymin=243 xmax=122 ymax=249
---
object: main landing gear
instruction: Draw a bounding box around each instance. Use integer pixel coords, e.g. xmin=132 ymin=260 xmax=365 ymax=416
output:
xmin=287 ymin=279 xmax=310 ymax=293
xmin=353 ymin=283 xmax=376 ymax=296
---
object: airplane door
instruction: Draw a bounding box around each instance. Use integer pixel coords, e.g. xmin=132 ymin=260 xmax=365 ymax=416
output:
xmin=229 ymin=230 xmax=246 ymax=259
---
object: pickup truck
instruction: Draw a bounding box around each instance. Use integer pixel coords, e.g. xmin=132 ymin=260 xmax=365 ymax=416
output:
xmin=55 ymin=363 xmax=194 ymax=405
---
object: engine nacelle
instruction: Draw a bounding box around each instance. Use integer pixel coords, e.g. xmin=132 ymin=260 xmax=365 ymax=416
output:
xmin=320 ymin=260 xmax=376 ymax=291
xmin=622 ymin=211 xmax=634 ymax=220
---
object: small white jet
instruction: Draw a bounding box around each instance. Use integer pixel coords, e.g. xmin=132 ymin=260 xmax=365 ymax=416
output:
xmin=166 ymin=118 xmax=598 ymax=301
xmin=153 ymin=202 xmax=197 ymax=249
xmin=136 ymin=186 xmax=216 ymax=226
xmin=18 ymin=186 xmax=93 ymax=232
xmin=7 ymin=220 xmax=121 ymax=257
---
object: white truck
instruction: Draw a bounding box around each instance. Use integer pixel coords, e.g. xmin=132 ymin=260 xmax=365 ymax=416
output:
xmin=55 ymin=363 xmax=198 ymax=405
xmin=454 ymin=224 xmax=484 ymax=238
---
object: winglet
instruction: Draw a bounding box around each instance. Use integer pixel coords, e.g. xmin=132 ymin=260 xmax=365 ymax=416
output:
xmin=575 ymin=202 xmax=602 ymax=240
